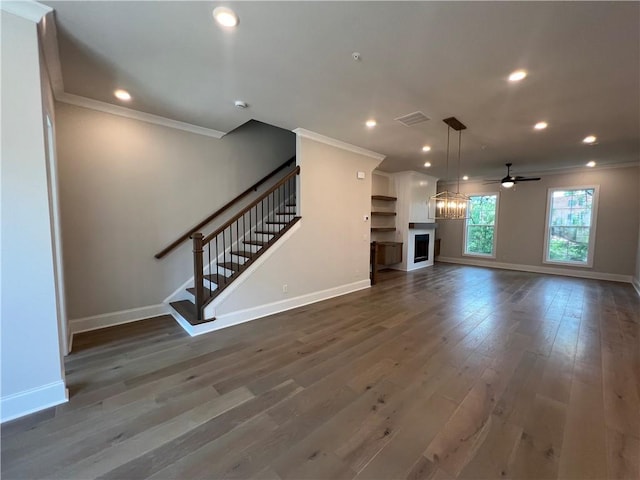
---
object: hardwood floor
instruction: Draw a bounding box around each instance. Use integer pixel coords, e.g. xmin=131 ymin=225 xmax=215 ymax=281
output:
xmin=2 ymin=264 xmax=639 ymax=479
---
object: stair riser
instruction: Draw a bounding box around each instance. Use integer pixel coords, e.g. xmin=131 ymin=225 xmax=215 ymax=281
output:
xmin=202 ymin=279 xmax=223 ymax=291
xmin=215 ymin=265 xmax=239 ymax=276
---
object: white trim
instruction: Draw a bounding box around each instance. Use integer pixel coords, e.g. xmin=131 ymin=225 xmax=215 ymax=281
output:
xmin=463 ymin=192 xmax=499 ymax=258
xmin=632 ymin=277 xmax=640 ymax=297
xmin=293 ymin=128 xmax=386 ymax=161
xmin=440 ymin=161 xmax=640 ymax=185
xmin=1 ymin=381 xmax=67 ymax=423
xmin=172 ymin=280 xmax=371 ymax=337
xmin=543 ymin=185 xmax=599 ymax=268
xmin=69 ymin=304 xmax=170 ymax=336
xmin=1 ymin=1 xmax=52 ymax=23
xmin=56 ymin=93 xmax=226 ymax=139
xmin=436 ymin=256 xmax=632 ymax=284
xmin=39 ymin=11 xmax=65 ymax=98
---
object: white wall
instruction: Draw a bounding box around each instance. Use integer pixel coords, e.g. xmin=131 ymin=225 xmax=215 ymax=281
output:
xmin=1 ymin=11 xmax=67 ymax=422
xmin=206 ymin=132 xmax=383 ymax=326
xmin=54 ymin=105 xmax=295 ymax=330
xmin=437 ymin=165 xmax=640 ymax=280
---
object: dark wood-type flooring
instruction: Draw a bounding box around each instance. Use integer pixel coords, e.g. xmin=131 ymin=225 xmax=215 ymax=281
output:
xmin=2 ymin=264 xmax=639 ymax=479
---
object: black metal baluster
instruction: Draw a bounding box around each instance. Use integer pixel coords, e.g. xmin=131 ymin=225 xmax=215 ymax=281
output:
xmin=222 ymin=228 xmax=226 ymax=285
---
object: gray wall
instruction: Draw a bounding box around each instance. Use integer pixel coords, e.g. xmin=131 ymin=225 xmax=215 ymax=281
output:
xmin=437 ymin=165 xmax=640 ymax=277
xmin=55 ymin=104 xmax=295 ymax=321
xmin=1 ymin=12 xmax=66 ymax=421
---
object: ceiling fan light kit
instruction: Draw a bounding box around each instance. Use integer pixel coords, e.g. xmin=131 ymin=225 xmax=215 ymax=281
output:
xmin=431 ymin=117 xmax=470 ymax=220
xmin=484 ymin=163 xmax=542 ymax=189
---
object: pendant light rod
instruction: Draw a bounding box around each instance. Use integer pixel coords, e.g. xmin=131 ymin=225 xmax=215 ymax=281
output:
xmin=457 ymin=129 xmax=462 ymax=193
xmin=430 ymin=116 xmax=470 ymax=220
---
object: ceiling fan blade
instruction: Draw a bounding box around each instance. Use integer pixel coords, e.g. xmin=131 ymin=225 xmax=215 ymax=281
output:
xmin=515 ymin=177 xmax=541 ymax=182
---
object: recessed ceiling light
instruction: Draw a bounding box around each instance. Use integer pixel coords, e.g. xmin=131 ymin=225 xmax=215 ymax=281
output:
xmin=586 ymin=161 xmax=596 ymax=167
xmin=462 ymin=175 xmax=469 ymax=181
xmin=534 ymin=121 xmax=548 ymax=130
xmin=508 ymin=70 xmax=527 ymax=82
xmin=366 ymin=119 xmax=377 ymax=128
xmin=422 ymin=145 xmax=431 ymax=152
xmin=424 ymin=162 xmax=431 ymax=168
xmin=583 ymin=135 xmax=597 ymax=144
xmin=213 ymin=6 xmax=238 ymax=27
xmin=234 ymin=100 xmax=248 ymax=109
xmin=114 ymin=89 xmax=131 ymax=101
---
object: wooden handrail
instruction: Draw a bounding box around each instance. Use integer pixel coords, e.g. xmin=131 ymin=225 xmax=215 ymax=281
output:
xmin=203 ymin=166 xmax=300 ymax=244
xmin=155 ymin=156 xmax=296 ymax=259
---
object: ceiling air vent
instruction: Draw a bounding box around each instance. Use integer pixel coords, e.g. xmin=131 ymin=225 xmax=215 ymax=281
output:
xmin=394 ymin=111 xmax=430 ymax=127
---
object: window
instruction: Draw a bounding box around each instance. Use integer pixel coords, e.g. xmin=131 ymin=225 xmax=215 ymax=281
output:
xmin=544 ymin=186 xmax=598 ymax=267
xmin=464 ymin=194 xmax=498 ymax=257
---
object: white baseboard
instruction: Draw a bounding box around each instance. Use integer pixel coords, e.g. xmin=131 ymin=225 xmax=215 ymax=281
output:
xmin=1 ymin=381 xmax=68 ymax=423
xmin=436 ymin=256 xmax=633 ymax=283
xmin=69 ymin=304 xmax=171 ymax=336
xmin=173 ymin=279 xmax=371 ymax=337
xmin=632 ymin=277 xmax=640 ymax=297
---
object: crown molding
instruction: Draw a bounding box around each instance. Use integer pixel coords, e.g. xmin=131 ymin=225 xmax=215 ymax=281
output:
xmin=293 ymin=128 xmax=386 ymax=161
xmin=57 ymin=93 xmax=226 ymax=139
xmin=440 ymin=160 xmax=640 ymax=185
xmin=1 ymin=0 xmax=52 ymax=23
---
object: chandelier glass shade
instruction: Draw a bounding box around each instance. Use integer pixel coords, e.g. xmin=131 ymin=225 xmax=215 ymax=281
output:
xmin=431 ymin=117 xmax=470 ymax=220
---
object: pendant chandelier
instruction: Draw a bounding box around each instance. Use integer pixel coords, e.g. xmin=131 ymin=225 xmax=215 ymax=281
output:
xmin=430 ymin=116 xmax=470 ymax=220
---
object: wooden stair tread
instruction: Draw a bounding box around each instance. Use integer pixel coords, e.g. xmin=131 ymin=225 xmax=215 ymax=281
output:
xmin=204 ymin=273 xmax=231 ymax=285
xmin=244 ymin=239 xmax=268 ymax=246
xmin=371 ymin=211 xmax=397 ymax=216
xmin=218 ymin=261 xmax=242 ymax=271
xmin=186 ymin=286 xmax=215 ymax=300
xmin=371 ymin=195 xmax=397 ymax=201
xmin=254 ymin=230 xmax=275 ymax=235
xmin=371 ymin=227 xmax=396 ymax=232
xmin=266 ymin=221 xmax=288 ymax=225
xmin=231 ymin=250 xmax=253 ymax=258
xmin=169 ymin=300 xmax=215 ymax=326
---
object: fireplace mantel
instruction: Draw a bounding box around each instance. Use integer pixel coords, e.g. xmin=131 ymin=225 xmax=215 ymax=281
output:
xmin=408 ymin=222 xmax=437 ymax=229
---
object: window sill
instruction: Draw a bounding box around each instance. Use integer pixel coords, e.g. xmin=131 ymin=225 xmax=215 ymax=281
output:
xmin=463 ymin=253 xmax=496 ymax=259
xmin=543 ymin=259 xmax=593 ymax=268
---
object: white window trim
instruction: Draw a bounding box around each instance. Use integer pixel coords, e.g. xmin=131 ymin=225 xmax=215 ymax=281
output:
xmin=543 ymin=185 xmax=599 ymax=268
xmin=463 ymin=192 xmax=500 ymax=259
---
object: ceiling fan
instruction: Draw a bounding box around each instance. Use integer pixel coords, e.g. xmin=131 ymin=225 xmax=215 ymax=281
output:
xmin=485 ymin=163 xmax=541 ymax=189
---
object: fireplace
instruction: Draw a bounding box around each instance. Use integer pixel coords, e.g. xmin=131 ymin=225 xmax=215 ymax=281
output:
xmin=414 ymin=234 xmax=429 ymax=263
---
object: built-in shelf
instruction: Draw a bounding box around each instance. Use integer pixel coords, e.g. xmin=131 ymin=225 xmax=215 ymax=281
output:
xmin=371 ymin=195 xmax=397 ymax=202
xmin=371 ymin=227 xmax=396 ymax=232
xmin=372 ymin=211 xmax=397 ymax=216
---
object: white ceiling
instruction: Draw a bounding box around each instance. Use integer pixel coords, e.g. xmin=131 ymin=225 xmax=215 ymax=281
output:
xmin=44 ymin=1 xmax=639 ymax=180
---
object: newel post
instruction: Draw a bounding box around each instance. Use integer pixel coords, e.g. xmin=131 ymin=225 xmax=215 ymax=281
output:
xmin=192 ymin=233 xmax=204 ymax=320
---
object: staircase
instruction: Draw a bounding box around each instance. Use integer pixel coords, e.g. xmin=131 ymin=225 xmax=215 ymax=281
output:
xmin=168 ymin=165 xmax=300 ymax=327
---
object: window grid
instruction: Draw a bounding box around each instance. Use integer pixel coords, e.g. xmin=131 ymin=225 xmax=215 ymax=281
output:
xmin=546 ymin=188 xmax=596 ymax=265
xmin=464 ymin=194 xmax=498 ymax=257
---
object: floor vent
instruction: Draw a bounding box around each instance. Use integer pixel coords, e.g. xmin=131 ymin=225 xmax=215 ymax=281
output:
xmin=394 ymin=111 xmax=430 ymax=127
